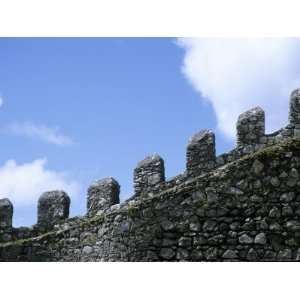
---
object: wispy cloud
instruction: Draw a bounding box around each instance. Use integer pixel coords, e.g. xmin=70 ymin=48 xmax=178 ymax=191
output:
xmin=178 ymin=38 xmax=300 ymax=139
xmin=8 ymin=122 xmax=73 ymax=146
xmin=0 ymin=96 xmax=3 ymax=108
xmin=0 ymin=158 xmax=80 ymax=206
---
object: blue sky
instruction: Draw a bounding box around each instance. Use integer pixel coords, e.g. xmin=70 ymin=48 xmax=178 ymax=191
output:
xmin=0 ymin=38 xmax=234 ymax=226
xmin=1 ymin=38 xmax=299 ymax=227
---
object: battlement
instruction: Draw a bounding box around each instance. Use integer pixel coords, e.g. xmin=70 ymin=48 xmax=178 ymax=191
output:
xmin=87 ymin=177 xmax=120 ymax=217
xmin=1 ymin=88 xmax=300 ymax=261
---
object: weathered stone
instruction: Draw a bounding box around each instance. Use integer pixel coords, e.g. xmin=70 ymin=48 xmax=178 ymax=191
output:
xmin=194 ymin=236 xmax=207 ymax=246
xmin=222 ymin=249 xmax=238 ymax=259
xmin=159 ymin=248 xmax=176 ymax=260
xmin=252 ymin=160 xmax=264 ymax=175
xmin=203 ymin=220 xmax=217 ymax=232
xmin=208 ymin=234 xmax=225 ymax=245
xmin=177 ymin=248 xmax=190 ymax=260
xmin=206 ymin=209 xmax=217 ymax=217
xmin=178 ymin=237 xmax=192 ymax=248
xmin=82 ymin=246 xmax=93 ymax=255
xmin=119 ymin=221 xmax=130 ymax=234
xmin=219 ymin=222 xmax=229 ymax=232
xmin=239 ymin=233 xmax=253 ymax=244
xmin=259 ymin=219 xmax=269 ymax=230
xmin=295 ymin=249 xmax=300 ymax=261
xmin=196 ymin=208 xmax=205 ymax=217
xmin=1 ymin=233 xmax=12 ymax=242
xmin=230 ymin=222 xmax=240 ymax=231
xmin=277 ymin=249 xmax=292 ymax=261
xmin=280 ymin=192 xmax=295 ymax=202
xmin=250 ymin=195 xmax=262 ymax=203
xmin=287 ymin=178 xmax=298 ymax=187
xmin=189 ymin=222 xmax=201 ymax=232
xmin=285 ymin=238 xmax=297 ymax=247
xmin=205 ymin=247 xmax=218 ymax=260
xmin=161 ymin=220 xmax=175 ymax=231
xmin=264 ymin=251 xmax=276 ymax=260
xmin=81 ymin=233 xmax=97 ymax=246
xmin=192 ymin=191 xmax=206 ymax=202
xmin=217 ymin=207 xmax=229 ymax=217
xmin=254 ymin=233 xmax=267 ymax=245
xmin=228 ymin=187 xmax=244 ymax=195
xmin=162 ymin=239 xmax=177 ymax=247
xmin=205 ymin=188 xmax=219 ymax=203
xmin=269 ymin=222 xmax=281 ymax=231
xmin=236 ymin=179 xmax=248 ymax=190
xmin=286 ymin=220 xmax=300 ymax=231
xmin=190 ymin=249 xmax=203 ymax=261
xmin=247 ymin=248 xmax=258 ymax=261
xmin=270 ymin=177 xmax=280 ymax=187
xmin=253 ymin=180 xmax=262 ymax=189
xmin=289 ymin=168 xmax=299 ymax=179
xmin=282 ymin=206 xmax=293 ymax=217
xmin=269 ymin=207 xmax=281 ymax=218
xmin=146 ymin=250 xmax=159 ymax=261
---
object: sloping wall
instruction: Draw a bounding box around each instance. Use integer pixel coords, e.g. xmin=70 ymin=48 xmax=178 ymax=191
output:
xmin=1 ymin=88 xmax=300 ymax=262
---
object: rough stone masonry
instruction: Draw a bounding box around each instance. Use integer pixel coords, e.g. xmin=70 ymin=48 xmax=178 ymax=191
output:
xmin=1 ymin=88 xmax=300 ymax=261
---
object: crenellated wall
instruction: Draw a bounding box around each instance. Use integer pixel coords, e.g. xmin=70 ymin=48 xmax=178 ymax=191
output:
xmin=1 ymin=88 xmax=300 ymax=262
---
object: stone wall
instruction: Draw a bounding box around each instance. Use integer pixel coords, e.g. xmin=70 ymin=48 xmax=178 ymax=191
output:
xmin=1 ymin=88 xmax=300 ymax=262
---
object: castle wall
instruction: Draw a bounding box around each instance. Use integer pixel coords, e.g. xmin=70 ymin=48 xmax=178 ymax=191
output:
xmin=1 ymin=139 xmax=300 ymax=261
xmin=1 ymin=88 xmax=300 ymax=262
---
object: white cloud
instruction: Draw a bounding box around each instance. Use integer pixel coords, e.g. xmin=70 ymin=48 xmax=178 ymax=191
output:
xmin=8 ymin=122 xmax=73 ymax=146
xmin=0 ymin=158 xmax=80 ymax=206
xmin=178 ymin=38 xmax=300 ymax=139
xmin=0 ymin=96 xmax=3 ymax=107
